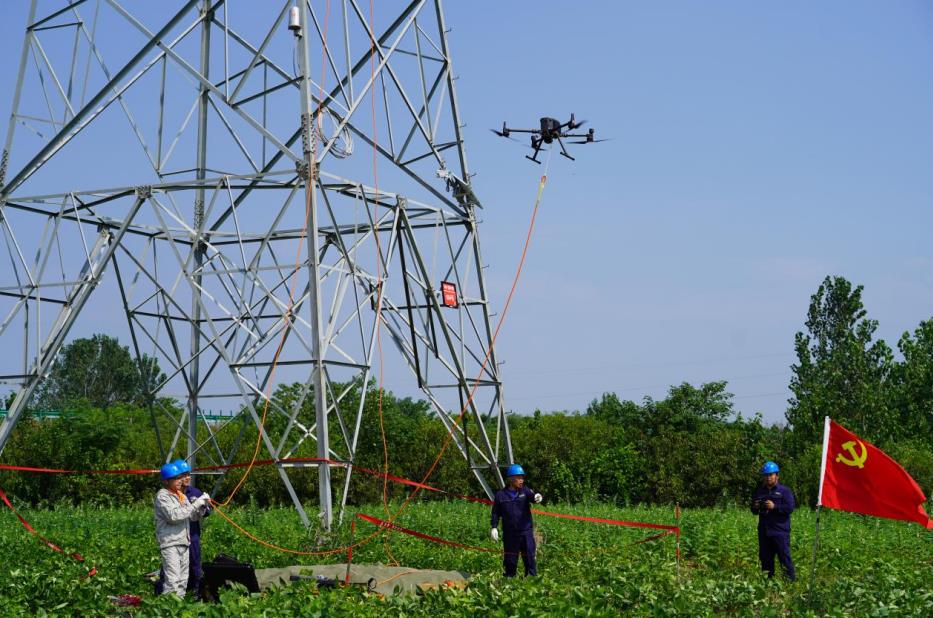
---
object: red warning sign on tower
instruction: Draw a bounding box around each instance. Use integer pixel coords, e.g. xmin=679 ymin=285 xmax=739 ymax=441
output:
xmin=441 ymin=281 xmax=458 ymax=308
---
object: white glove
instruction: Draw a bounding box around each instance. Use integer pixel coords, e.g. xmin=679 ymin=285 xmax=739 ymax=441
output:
xmin=534 ymin=493 xmax=543 ymax=504
xmin=195 ymin=493 xmax=211 ymax=507
xmin=490 ymin=528 xmax=499 ymax=542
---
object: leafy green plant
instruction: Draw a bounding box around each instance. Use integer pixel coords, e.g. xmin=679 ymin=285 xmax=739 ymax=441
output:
xmin=1 ymin=500 xmax=930 ymax=616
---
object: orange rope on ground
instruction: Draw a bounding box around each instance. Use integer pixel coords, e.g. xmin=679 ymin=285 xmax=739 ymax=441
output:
xmin=210 ymin=502 xmax=369 ymax=557
xmin=4 ymin=458 xmax=679 ymax=567
xmin=374 ymin=569 xmax=422 ymax=588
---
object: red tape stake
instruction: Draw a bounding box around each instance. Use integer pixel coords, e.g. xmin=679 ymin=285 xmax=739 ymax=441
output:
xmin=0 ymin=485 xmax=97 ymax=578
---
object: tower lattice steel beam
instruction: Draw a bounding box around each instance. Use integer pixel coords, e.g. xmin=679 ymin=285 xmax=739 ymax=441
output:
xmin=0 ymin=0 xmax=509 ymax=530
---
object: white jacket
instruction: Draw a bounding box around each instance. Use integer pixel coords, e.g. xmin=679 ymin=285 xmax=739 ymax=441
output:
xmin=153 ymin=488 xmax=199 ymax=549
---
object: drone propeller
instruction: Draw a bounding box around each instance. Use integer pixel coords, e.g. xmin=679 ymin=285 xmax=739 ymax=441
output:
xmin=490 ymin=128 xmax=529 ymax=144
xmin=491 ymin=129 xmax=535 ymax=149
xmin=570 ymin=119 xmax=588 ymax=129
xmin=569 ymin=138 xmax=611 ymax=144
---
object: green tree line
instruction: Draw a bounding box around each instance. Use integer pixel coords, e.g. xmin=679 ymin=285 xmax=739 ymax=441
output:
xmin=1 ymin=276 xmax=930 ymax=508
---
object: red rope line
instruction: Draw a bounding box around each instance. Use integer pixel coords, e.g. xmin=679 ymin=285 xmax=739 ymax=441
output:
xmin=356 ymin=512 xmax=497 ymax=553
xmin=355 ymin=512 xmax=676 ymax=558
xmin=0 ymin=460 xmax=679 ymax=530
xmin=0 ymin=485 xmax=97 ymax=578
xmin=1 ymin=458 xmax=679 ymax=559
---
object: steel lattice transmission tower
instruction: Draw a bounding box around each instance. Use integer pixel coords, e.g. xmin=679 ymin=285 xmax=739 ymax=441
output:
xmin=0 ymin=0 xmax=511 ymax=528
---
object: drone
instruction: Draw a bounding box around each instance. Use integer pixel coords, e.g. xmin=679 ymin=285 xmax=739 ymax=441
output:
xmin=491 ymin=113 xmax=606 ymax=163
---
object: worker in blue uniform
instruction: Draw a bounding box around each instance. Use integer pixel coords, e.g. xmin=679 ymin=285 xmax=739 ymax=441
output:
xmin=490 ymin=464 xmax=543 ymax=577
xmin=751 ymin=461 xmax=796 ymax=581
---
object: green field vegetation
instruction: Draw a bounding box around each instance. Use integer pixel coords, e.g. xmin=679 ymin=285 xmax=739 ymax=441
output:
xmin=1 ymin=500 xmax=930 ymax=617
xmin=1 ymin=260 xmax=931 ymax=616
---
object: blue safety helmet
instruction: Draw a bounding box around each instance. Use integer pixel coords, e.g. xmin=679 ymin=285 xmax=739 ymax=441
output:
xmin=505 ymin=464 xmax=526 ymax=478
xmin=160 ymin=462 xmax=182 ymax=480
xmin=761 ymin=461 xmax=780 ymax=475
xmin=172 ymin=458 xmax=191 ymax=474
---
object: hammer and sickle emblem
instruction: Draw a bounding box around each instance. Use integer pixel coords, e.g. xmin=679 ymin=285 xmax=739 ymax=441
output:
xmin=835 ymin=440 xmax=867 ymax=468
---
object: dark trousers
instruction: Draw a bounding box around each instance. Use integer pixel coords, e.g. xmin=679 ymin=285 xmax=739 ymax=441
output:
xmin=155 ymin=537 xmax=203 ymax=596
xmin=503 ymin=529 xmax=537 ymax=577
xmin=758 ymin=532 xmax=795 ymax=581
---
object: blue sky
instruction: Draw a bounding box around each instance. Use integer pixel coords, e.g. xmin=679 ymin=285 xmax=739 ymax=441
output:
xmin=1 ymin=1 xmax=931 ymax=424
xmin=443 ymin=1 xmax=933 ymax=423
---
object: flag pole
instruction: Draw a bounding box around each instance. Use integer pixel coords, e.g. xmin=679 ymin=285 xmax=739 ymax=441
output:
xmin=807 ymin=506 xmax=822 ymax=600
xmin=808 ymin=416 xmax=831 ymax=602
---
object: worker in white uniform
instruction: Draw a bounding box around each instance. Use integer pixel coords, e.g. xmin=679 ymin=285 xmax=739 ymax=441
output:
xmin=153 ymin=461 xmax=211 ymax=597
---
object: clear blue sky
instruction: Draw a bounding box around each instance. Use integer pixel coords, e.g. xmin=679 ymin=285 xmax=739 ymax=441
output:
xmin=446 ymin=1 xmax=933 ymax=424
xmin=1 ymin=1 xmax=931 ymax=424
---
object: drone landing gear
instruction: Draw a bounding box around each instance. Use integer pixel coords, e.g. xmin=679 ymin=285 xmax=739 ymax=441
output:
xmin=556 ymin=136 xmax=575 ymax=161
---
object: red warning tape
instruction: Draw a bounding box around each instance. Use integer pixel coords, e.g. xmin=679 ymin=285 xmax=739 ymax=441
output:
xmin=530 ymin=507 xmax=680 ymax=533
xmin=352 ymin=472 xmax=679 ymax=536
xmin=0 ymin=485 xmax=97 ymax=578
xmin=0 ymin=457 xmax=484 ymax=501
xmin=355 ymin=512 xmax=675 ymax=556
xmin=1 ymin=459 xmax=679 ymax=537
xmin=0 ymin=463 xmax=155 ymax=474
xmin=356 ymin=512 xmax=497 ymax=553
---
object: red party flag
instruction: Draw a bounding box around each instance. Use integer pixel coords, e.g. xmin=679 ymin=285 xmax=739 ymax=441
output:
xmin=818 ymin=417 xmax=932 ymax=528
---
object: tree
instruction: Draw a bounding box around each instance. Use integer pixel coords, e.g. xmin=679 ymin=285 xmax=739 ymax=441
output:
xmin=647 ymin=381 xmax=734 ymax=433
xmin=786 ymin=276 xmax=895 ymax=453
xmin=595 ymin=381 xmax=734 ymax=440
xmin=890 ymin=319 xmax=933 ymax=442
xmin=35 ymin=334 xmax=165 ymax=409
xmin=585 ymin=392 xmax=643 ymax=427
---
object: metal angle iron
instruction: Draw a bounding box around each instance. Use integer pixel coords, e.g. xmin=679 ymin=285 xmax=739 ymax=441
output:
xmin=0 ymin=0 xmax=511 ymax=531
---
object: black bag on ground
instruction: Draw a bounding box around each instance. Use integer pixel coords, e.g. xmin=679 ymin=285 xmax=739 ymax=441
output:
xmin=201 ymin=554 xmax=261 ymax=602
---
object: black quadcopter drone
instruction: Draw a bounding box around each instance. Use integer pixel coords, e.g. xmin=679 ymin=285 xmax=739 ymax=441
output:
xmin=491 ymin=113 xmax=605 ymax=163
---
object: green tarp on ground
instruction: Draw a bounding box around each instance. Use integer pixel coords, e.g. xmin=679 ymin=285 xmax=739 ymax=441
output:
xmin=255 ymin=563 xmax=470 ymax=597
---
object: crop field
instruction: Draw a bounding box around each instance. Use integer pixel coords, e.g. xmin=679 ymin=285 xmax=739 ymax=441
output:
xmin=1 ymin=500 xmax=930 ymax=617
